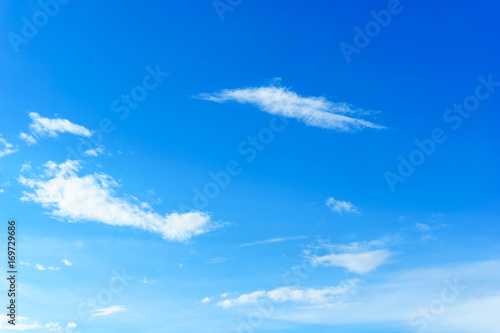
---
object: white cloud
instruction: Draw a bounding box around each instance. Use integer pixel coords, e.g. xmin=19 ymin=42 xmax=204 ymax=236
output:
xmin=326 ymin=197 xmax=360 ymax=214
xmin=28 ymin=112 xmax=92 ymax=138
xmin=0 ymin=189 xmax=4 ymax=194
xmin=48 ymin=266 xmax=61 ymax=271
xmin=19 ymin=160 xmax=217 ymax=241
xmin=216 ymin=279 xmax=359 ymax=309
xmin=35 ymin=263 xmax=46 ymax=271
xmin=238 ymin=236 xmax=307 ymax=247
xmin=19 ymin=132 xmax=37 ymax=145
xmin=268 ymin=261 xmax=500 ymax=333
xmin=415 ymin=223 xmax=431 ymax=231
xmin=0 ymin=135 xmax=18 ymax=158
xmin=0 ymin=316 xmax=76 ymax=331
xmin=200 ymin=297 xmax=211 ymax=304
xmin=206 ymin=257 xmax=228 ymax=264
xmin=311 ymin=249 xmax=391 ymax=274
xmin=19 ymin=261 xmax=30 ymax=265
xmin=91 ymin=305 xmax=126 ymax=317
xmin=20 ymin=162 xmax=32 ymax=172
xmin=0 ymin=315 xmax=40 ymax=330
xmin=197 ymin=83 xmax=384 ymax=132
xmin=61 ymin=259 xmax=72 ymax=266
xmin=45 ymin=322 xmax=62 ymax=331
xmin=83 ymin=145 xmax=105 ymax=157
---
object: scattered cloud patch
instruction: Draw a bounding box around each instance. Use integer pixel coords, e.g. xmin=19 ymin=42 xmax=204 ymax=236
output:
xmin=83 ymin=145 xmax=105 ymax=157
xmin=35 ymin=263 xmax=46 ymax=271
xmin=200 ymin=297 xmax=211 ymax=304
xmin=19 ymin=132 xmax=37 ymax=145
xmin=215 ymin=279 xmax=359 ymax=309
xmin=20 ymin=162 xmax=32 ymax=172
xmin=0 ymin=135 xmax=18 ymax=158
xmin=19 ymin=160 xmax=218 ymax=241
xmin=197 ymin=82 xmax=384 ymax=132
xmin=311 ymin=249 xmax=391 ymax=274
xmin=326 ymin=197 xmax=360 ymax=214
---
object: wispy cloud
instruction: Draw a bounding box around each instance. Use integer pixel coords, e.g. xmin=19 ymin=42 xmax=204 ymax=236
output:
xmin=238 ymin=236 xmax=307 ymax=247
xmin=206 ymin=257 xmax=228 ymax=264
xmin=83 ymin=145 xmax=105 ymax=157
xmin=20 ymin=112 xmax=92 ymax=144
xmin=200 ymin=297 xmax=211 ymax=304
xmin=61 ymin=259 xmax=72 ymax=266
xmin=311 ymin=250 xmax=391 ymax=274
xmin=35 ymin=263 xmax=46 ymax=271
xmin=91 ymin=305 xmax=127 ymax=317
xmin=215 ymin=279 xmax=359 ymax=309
xmin=308 ymin=238 xmax=391 ymax=274
xmin=19 ymin=132 xmax=37 ymax=145
xmin=326 ymin=197 xmax=360 ymax=214
xmin=19 ymin=160 xmax=218 ymax=241
xmin=268 ymin=261 xmax=500 ymax=333
xmin=0 ymin=135 xmax=18 ymax=158
xmin=197 ymin=82 xmax=384 ymax=132
xmin=20 ymin=162 xmax=32 ymax=172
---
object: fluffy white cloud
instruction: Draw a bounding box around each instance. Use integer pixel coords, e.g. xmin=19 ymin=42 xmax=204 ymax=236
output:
xmin=0 ymin=135 xmax=18 ymax=158
xmin=198 ymin=83 xmax=384 ymax=132
xmin=216 ymin=280 xmax=359 ymax=309
xmin=83 ymin=145 xmax=105 ymax=157
xmin=91 ymin=305 xmax=126 ymax=317
xmin=19 ymin=160 xmax=217 ymax=241
xmin=61 ymin=259 xmax=72 ymax=266
xmin=200 ymin=297 xmax=211 ymax=304
xmin=311 ymin=249 xmax=391 ymax=274
xmin=35 ymin=263 xmax=46 ymax=271
xmin=326 ymin=197 xmax=360 ymax=214
xmin=0 ymin=189 xmax=4 ymax=194
xmin=238 ymin=236 xmax=307 ymax=247
xmin=20 ymin=112 xmax=92 ymax=144
xmin=29 ymin=112 xmax=91 ymax=138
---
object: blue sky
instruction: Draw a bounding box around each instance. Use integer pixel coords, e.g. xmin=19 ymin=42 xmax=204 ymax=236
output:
xmin=1 ymin=0 xmax=500 ymax=332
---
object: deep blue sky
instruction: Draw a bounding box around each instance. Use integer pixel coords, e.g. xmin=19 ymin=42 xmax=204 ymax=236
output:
xmin=1 ymin=1 xmax=499 ymax=332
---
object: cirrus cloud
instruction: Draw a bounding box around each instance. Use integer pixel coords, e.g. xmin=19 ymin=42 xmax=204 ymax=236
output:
xmin=197 ymin=82 xmax=384 ymax=132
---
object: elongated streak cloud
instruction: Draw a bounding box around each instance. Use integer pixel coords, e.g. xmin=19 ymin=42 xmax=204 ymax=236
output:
xmin=216 ymin=279 xmax=359 ymax=308
xmin=198 ymin=84 xmax=384 ymax=132
xmin=18 ymin=160 xmax=217 ymax=241
xmin=91 ymin=305 xmax=126 ymax=317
